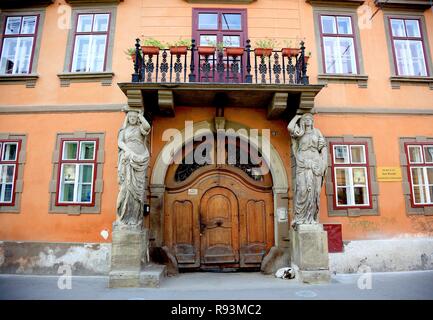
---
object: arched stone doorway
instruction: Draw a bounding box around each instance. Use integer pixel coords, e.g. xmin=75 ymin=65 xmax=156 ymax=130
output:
xmin=149 ymin=119 xmax=290 ymax=271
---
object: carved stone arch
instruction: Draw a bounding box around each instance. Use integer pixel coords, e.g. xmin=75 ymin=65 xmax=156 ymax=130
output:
xmin=151 ymin=120 xmax=288 ymax=191
xmin=149 ymin=120 xmax=290 ymax=250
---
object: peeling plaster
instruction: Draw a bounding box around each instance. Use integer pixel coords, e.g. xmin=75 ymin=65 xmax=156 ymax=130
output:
xmin=2 ymin=237 xmax=433 ymax=275
xmin=0 ymin=246 xmax=5 ymax=266
xmin=330 ymin=238 xmax=433 ymax=273
xmin=0 ymin=242 xmax=111 ymax=275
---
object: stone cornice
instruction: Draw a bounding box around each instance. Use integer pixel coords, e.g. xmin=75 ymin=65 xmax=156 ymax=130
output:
xmin=0 ymin=104 xmax=123 ymax=114
xmin=184 ymin=0 xmax=256 ymax=3
xmin=375 ymin=0 xmax=432 ymax=10
xmin=0 ymin=0 xmax=54 ymax=9
xmin=306 ymin=0 xmax=365 ymax=7
xmin=65 ymin=0 xmax=123 ymax=5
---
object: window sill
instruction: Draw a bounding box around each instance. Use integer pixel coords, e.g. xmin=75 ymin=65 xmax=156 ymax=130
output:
xmin=390 ymin=76 xmax=433 ymax=90
xmin=0 ymin=74 xmax=39 ymax=88
xmin=65 ymin=0 xmax=123 ymax=5
xmin=407 ymin=203 xmax=433 ymax=216
xmin=318 ymin=73 xmax=368 ymax=88
xmin=57 ymin=72 xmax=114 ymax=87
xmin=49 ymin=204 xmax=100 ymax=215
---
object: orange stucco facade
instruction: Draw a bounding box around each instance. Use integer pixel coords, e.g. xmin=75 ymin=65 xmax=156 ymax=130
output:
xmin=1 ymin=0 xmax=433 ymax=249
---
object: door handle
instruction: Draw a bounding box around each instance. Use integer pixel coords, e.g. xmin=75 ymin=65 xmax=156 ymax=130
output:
xmin=199 ymin=214 xmax=206 ymax=235
xmin=200 ymin=222 xmax=206 ymax=234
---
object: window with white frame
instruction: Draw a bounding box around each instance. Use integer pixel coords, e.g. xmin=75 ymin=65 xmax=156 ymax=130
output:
xmin=0 ymin=140 xmax=20 ymax=204
xmin=332 ymin=143 xmax=371 ymax=208
xmin=406 ymin=144 xmax=433 ymax=205
xmin=57 ymin=140 xmax=98 ymax=204
xmin=389 ymin=18 xmax=428 ymax=76
xmin=70 ymin=13 xmax=110 ymax=72
xmin=320 ymin=15 xmax=358 ymax=74
xmin=0 ymin=15 xmax=39 ymax=74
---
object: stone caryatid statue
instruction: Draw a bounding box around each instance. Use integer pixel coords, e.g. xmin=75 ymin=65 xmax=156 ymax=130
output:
xmin=116 ymin=108 xmax=151 ymax=229
xmin=287 ymin=113 xmax=327 ymax=227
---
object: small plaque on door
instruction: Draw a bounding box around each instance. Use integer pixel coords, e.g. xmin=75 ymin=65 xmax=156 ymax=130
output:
xmin=188 ymin=188 xmax=198 ymax=195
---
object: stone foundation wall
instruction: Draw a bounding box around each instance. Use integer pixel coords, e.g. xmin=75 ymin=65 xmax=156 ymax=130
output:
xmin=0 ymin=241 xmax=111 ymax=275
xmin=1 ymin=238 xmax=432 ymax=275
xmin=329 ymin=238 xmax=433 ymax=273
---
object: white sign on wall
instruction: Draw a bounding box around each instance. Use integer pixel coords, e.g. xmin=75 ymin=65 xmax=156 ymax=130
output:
xmin=277 ymin=207 xmax=288 ymax=222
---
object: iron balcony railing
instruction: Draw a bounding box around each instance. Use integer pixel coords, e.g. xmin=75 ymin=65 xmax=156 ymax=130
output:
xmin=131 ymin=39 xmax=310 ymax=85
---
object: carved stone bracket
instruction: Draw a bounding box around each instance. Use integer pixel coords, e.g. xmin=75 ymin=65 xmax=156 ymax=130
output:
xmin=267 ymin=92 xmax=288 ymax=119
xmin=158 ymin=90 xmax=175 ymax=116
xmin=126 ymin=89 xmax=144 ymax=110
xmin=298 ymin=91 xmax=317 ymax=114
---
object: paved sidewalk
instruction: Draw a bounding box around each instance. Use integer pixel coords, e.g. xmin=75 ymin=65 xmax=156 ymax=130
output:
xmin=1 ymin=270 xmax=433 ymax=300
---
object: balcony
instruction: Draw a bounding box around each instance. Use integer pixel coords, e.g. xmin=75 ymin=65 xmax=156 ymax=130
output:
xmin=118 ymin=39 xmax=324 ymax=119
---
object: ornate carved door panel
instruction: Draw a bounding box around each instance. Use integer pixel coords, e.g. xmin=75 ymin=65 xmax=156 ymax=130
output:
xmin=200 ymin=187 xmax=239 ymax=265
xmin=164 ymin=167 xmax=274 ymax=270
xmin=171 ymin=200 xmax=198 ymax=265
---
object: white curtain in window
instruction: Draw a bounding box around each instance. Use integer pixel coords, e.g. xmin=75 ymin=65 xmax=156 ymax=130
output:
xmin=323 ymin=37 xmax=357 ymax=74
xmin=0 ymin=37 xmax=33 ymax=74
xmin=71 ymin=35 xmax=107 ymax=72
xmin=394 ymin=40 xmax=427 ymax=76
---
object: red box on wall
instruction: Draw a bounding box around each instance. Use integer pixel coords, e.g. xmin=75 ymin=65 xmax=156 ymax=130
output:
xmin=323 ymin=224 xmax=343 ymax=253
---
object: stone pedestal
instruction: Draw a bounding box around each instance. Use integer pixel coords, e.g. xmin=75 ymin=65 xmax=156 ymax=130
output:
xmin=290 ymin=224 xmax=330 ymax=283
xmin=108 ymin=223 xmax=149 ymax=288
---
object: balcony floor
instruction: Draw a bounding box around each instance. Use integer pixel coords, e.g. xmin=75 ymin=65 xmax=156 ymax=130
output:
xmin=118 ymin=82 xmax=324 ymax=118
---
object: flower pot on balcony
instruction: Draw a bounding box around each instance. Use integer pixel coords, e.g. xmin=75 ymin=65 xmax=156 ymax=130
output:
xmin=198 ymin=46 xmax=216 ymax=56
xmin=304 ymin=55 xmax=310 ymax=64
xmin=225 ymin=47 xmax=245 ymax=57
xmin=170 ymin=46 xmax=188 ymax=55
xmin=141 ymin=46 xmax=160 ymax=56
xmin=130 ymin=53 xmax=136 ymax=63
xmin=254 ymin=48 xmax=273 ymax=57
xmin=282 ymin=48 xmax=301 ymax=58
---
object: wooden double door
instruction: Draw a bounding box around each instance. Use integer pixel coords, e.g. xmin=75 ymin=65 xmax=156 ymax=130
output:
xmin=164 ymin=167 xmax=274 ymax=270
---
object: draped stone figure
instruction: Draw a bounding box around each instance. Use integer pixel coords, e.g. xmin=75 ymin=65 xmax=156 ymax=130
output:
xmin=116 ymin=109 xmax=151 ymax=229
xmin=287 ymin=113 xmax=327 ymax=227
